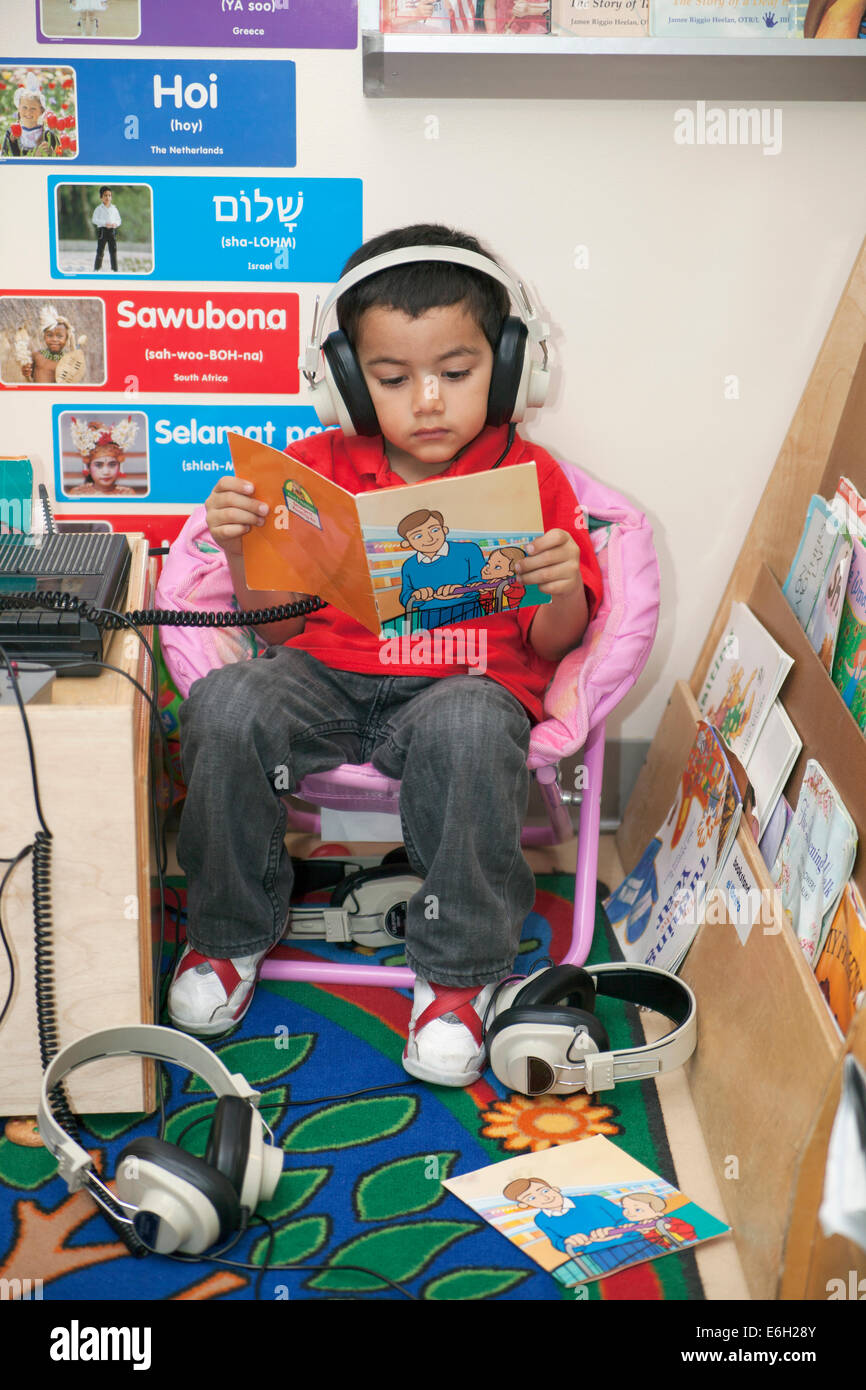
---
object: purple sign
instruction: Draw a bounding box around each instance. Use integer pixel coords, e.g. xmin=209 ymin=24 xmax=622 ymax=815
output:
xmin=36 ymin=0 xmax=357 ymax=49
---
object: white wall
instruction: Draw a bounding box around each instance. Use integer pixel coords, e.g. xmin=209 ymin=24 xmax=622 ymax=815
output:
xmin=3 ymin=8 xmax=866 ymax=739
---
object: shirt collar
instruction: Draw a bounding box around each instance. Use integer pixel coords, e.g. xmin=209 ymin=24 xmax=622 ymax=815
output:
xmin=417 ymin=541 xmax=448 ymax=563
xmin=343 ymin=424 xmax=514 ymax=487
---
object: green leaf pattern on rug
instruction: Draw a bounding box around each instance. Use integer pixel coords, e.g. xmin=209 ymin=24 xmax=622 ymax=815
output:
xmin=250 ymin=1214 xmax=330 ymax=1268
xmin=305 ymin=1220 xmax=476 ymax=1292
xmin=422 ymin=1268 xmax=531 ymax=1300
xmin=0 ymin=1137 xmax=60 ymax=1190
xmin=184 ymin=1034 xmax=315 ymax=1091
xmin=353 ymin=1151 xmax=458 ymax=1222
xmin=258 ymin=1167 xmax=331 ymax=1222
xmin=283 ymin=1095 xmax=418 ymax=1153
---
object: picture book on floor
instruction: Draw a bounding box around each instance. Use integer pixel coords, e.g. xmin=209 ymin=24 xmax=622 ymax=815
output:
xmin=696 ymin=601 xmax=793 ymax=764
xmin=229 ymin=433 xmax=551 ymax=638
xmin=604 ymin=720 xmax=742 ymax=973
xmin=443 ymin=1136 xmax=729 ymax=1290
xmin=815 ymin=880 xmax=866 ymax=1037
xmin=770 ymin=759 xmax=857 ymax=965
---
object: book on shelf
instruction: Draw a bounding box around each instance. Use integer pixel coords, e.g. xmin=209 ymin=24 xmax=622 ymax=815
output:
xmin=794 ymin=0 xmax=866 ymax=36
xmin=758 ymin=792 xmax=792 ymax=875
xmin=740 ymin=699 xmax=801 ymax=841
xmin=552 ymin=0 xmax=648 ymax=35
xmin=770 ymin=759 xmax=857 ymax=967
xmin=782 ymin=493 xmax=849 ymax=635
xmin=815 ymin=880 xmax=866 ymax=1038
xmin=379 ymin=0 xmax=552 ymax=31
xmin=830 ymin=479 xmax=866 ymax=734
xmin=650 ymin=0 xmax=792 ymax=37
xmin=696 ymin=600 xmax=793 ymax=764
xmin=604 ymin=721 xmax=742 ymax=974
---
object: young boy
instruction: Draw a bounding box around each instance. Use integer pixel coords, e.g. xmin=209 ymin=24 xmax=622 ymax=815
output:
xmin=168 ymin=223 xmax=603 ymax=1087
xmin=92 ymin=186 xmax=121 ymax=271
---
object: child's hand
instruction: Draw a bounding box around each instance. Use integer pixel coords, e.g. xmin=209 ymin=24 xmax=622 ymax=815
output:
xmin=514 ymin=528 xmax=582 ymax=596
xmin=205 ymin=475 xmax=269 ymax=557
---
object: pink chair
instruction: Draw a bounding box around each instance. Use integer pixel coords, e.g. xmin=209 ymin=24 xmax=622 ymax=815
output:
xmin=155 ymin=461 xmax=660 ymax=989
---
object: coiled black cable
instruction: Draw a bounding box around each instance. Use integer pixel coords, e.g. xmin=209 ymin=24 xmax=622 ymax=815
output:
xmin=0 ymin=590 xmax=326 ymax=628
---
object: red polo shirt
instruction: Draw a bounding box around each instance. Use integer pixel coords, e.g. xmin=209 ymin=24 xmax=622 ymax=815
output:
xmin=283 ymin=424 xmax=603 ymax=723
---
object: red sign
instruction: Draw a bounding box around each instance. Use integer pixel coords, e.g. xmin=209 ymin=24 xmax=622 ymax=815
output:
xmin=1 ymin=291 xmax=299 ymax=395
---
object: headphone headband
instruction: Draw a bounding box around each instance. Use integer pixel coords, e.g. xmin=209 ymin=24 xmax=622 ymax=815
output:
xmin=301 ymin=245 xmax=550 ymax=384
xmin=39 ymin=1025 xmax=260 ymax=1189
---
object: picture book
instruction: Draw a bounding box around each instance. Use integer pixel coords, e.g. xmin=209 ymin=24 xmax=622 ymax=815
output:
xmin=742 ymin=699 xmax=801 ymax=840
xmin=604 ymin=721 xmax=742 ymax=973
xmin=770 ymin=760 xmax=857 ymax=966
xmin=815 ymin=880 xmax=866 ymax=1037
xmin=696 ymin=601 xmax=794 ymax=764
xmin=229 ymin=432 xmax=551 ymax=639
xmin=783 ymin=494 xmax=849 ymax=633
xmin=442 ymin=1136 xmax=729 ymax=1290
xmin=805 ymin=530 xmax=853 ymax=674
xmin=758 ymin=792 xmax=792 ymax=875
xmin=835 ymin=476 xmax=866 ymax=542
xmin=650 ymin=0 xmax=791 ymax=36
xmin=831 ymin=533 xmax=866 ymax=733
xmin=552 ymin=0 xmax=648 ymax=36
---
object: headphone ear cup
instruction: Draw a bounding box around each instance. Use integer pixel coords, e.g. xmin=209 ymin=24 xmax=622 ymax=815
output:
xmin=487 ymin=317 xmax=528 ymax=427
xmin=204 ymin=1096 xmax=252 ymax=1201
xmin=510 ymin=965 xmax=597 ymax=1015
xmin=116 ymin=1136 xmax=242 ymax=1254
xmin=322 ymin=331 xmax=380 ymax=438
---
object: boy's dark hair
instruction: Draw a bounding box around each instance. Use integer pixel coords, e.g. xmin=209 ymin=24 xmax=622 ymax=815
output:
xmin=99 ymin=185 xmax=112 ymax=196
xmin=336 ymin=224 xmax=510 ymax=352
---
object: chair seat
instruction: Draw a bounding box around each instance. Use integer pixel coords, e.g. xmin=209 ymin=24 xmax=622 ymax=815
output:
xmin=296 ymin=763 xmax=403 ymax=815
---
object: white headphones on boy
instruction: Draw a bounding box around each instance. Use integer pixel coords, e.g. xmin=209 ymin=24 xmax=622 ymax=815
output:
xmin=300 ymin=246 xmax=551 ymax=437
xmin=38 ymin=1026 xmax=284 ymax=1256
xmin=484 ymin=963 xmax=697 ymax=1097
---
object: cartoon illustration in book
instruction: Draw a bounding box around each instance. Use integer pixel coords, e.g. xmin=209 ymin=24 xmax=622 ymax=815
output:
xmin=837 ymin=636 xmax=866 ymax=709
xmin=397 ymin=508 xmax=486 ymax=628
xmin=602 ymin=836 xmax=662 ymax=944
xmin=477 ymin=547 xmax=526 ymax=614
xmin=502 ymin=1178 xmax=662 ymax=1268
xmin=703 ymin=664 xmax=756 ymax=747
xmin=667 ymin=723 xmax=726 ymax=851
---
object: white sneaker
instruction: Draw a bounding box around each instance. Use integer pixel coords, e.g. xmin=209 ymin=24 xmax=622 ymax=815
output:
xmin=402 ymin=979 xmax=496 ymax=1087
xmin=167 ymin=943 xmax=271 ymax=1038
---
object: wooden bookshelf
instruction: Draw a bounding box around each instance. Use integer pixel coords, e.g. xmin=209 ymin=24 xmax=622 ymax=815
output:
xmin=617 ymin=239 xmax=866 ymax=1300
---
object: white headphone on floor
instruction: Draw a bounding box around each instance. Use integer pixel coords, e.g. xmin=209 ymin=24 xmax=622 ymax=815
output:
xmin=38 ymin=1026 xmax=284 ymax=1255
xmin=300 ymin=246 xmax=551 ymax=437
xmin=484 ymin=964 xmax=698 ymax=1096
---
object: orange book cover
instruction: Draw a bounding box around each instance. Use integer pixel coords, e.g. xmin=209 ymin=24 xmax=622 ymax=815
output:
xmin=815 ymin=880 xmax=866 ymax=1036
xmin=229 ymin=432 xmax=549 ymax=638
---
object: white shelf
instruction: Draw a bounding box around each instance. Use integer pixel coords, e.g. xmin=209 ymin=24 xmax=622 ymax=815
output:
xmin=363 ymin=31 xmax=866 ymax=98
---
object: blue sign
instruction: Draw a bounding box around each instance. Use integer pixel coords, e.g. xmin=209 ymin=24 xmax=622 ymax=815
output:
xmin=2 ymin=59 xmax=296 ymax=167
xmin=48 ymin=174 xmax=362 ymax=282
xmin=54 ymin=404 xmax=334 ymax=505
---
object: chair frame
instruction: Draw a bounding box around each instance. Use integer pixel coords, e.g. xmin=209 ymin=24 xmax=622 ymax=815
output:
xmin=259 ymin=717 xmax=605 ymax=987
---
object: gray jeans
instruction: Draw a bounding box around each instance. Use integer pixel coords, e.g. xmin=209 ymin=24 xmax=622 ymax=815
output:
xmin=176 ymin=646 xmax=536 ymax=987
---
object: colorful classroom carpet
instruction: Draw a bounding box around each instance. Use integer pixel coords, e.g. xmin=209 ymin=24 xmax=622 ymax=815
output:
xmin=0 ymin=873 xmax=706 ymax=1302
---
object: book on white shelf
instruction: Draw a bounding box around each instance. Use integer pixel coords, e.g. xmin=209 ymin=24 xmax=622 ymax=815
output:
xmin=604 ymin=721 xmax=742 ymax=975
xmin=696 ymin=601 xmax=793 ymax=765
xmin=783 ymin=494 xmax=849 ymax=634
xmin=770 ymin=760 xmax=857 ymax=967
xmin=651 ymin=0 xmax=791 ymax=36
xmin=741 ymin=699 xmax=802 ymax=841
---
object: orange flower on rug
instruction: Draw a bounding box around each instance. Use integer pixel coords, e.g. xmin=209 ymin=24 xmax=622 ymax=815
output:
xmin=480 ymin=1094 xmax=620 ymax=1152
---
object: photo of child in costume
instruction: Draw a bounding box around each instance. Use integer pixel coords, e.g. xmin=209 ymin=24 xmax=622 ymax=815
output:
xmin=61 ymin=414 xmax=147 ymax=497
xmin=0 ymin=68 xmax=77 ymax=159
xmin=40 ymin=0 xmax=141 ymax=40
xmin=0 ymin=298 xmax=106 ymax=386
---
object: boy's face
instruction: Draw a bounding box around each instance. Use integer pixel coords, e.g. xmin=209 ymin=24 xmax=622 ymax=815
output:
xmin=101 ymin=191 xmax=113 ymax=205
xmin=620 ymin=1197 xmax=658 ymax=1223
xmin=356 ymin=302 xmax=494 ymax=473
xmin=43 ymin=324 xmax=68 ymax=353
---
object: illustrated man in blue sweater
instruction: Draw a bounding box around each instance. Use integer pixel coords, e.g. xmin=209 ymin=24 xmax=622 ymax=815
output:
xmin=397 ymin=507 xmax=485 ymax=628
